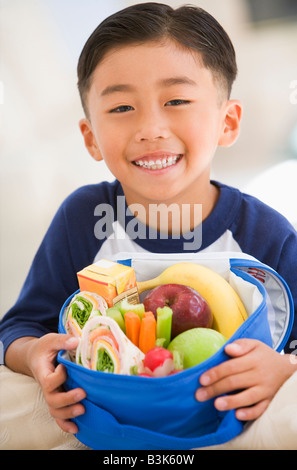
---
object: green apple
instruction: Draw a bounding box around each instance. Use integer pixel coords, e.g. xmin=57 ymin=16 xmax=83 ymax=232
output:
xmin=168 ymin=328 xmax=226 ymax=368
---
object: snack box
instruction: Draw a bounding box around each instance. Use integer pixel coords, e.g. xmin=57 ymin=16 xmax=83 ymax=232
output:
xmin=58 ymin=252 xmax=294 ymax=450
xmin=77 ymin=259 xmax=139 ymax=307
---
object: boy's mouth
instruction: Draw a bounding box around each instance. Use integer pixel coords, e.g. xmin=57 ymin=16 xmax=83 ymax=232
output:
xmin=132 ymin=154 xmax=183 ymax=170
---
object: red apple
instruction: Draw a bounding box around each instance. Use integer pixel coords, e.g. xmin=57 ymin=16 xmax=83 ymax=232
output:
xmin=143 ymin=284 xmax=213 ymax=338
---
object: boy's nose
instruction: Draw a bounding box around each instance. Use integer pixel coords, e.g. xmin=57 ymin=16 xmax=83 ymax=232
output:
xmin=135 ymin=110 xmax=170 ymax=142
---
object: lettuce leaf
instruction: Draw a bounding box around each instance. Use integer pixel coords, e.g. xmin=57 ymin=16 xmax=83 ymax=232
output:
xmin=69 ymin=296 xmax=93 ymax=328
xmin=96 ymin=348 xmax=114 ymax=373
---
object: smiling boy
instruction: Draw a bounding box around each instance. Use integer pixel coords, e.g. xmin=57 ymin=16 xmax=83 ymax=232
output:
xmin=79 ymin=40 xmax=237 ymax=222
xmin=1 ymin=3 xmax=297 ymax=449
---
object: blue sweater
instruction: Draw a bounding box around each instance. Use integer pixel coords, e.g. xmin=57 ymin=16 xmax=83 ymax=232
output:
xmin=1 ymin=180 xmax=297 ymax=356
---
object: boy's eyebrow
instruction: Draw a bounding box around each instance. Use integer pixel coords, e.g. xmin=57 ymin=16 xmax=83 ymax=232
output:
xmin=100 ymin=76 xmax=197 ymax=97
xmin=100 ymin=84 xmax=135 ymax=97
xmin=158 ymin=76 xmax=198 ymax=88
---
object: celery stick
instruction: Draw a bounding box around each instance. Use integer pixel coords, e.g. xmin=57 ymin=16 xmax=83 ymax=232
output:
xmin=106 ymin=307 xmax=126 ymax=333
xmin=155 ymin=337 xmax=167 ymax=347
xmin=156 ymin=306 xmax=173 ymax=348
xmin=117 ymin=297 xmax=145 ymax=320
xmin=172 ymin=350 xmax=184 ymax=371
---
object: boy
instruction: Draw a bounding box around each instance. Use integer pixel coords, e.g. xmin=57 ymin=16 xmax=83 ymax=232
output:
xmin=1 ymin=3 xmax=297 ymax=449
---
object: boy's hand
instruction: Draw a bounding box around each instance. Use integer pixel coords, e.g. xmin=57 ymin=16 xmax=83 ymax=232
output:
xmin=195 ymin=339 xmax=296 ymax=421
xmin=26 ymin=333 xmax=86 ymax=434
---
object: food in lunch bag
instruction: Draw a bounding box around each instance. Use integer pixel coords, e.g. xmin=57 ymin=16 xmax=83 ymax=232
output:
xmin=104 ymin=298 xmax=146 ymax=334
xmin=137 ymin=262 xmax=248 ymax=338
xmin=115 ymin=297 xmax=145 ymax=319
xmin=65 ymin=291 xmax=108 ymax=337
xmin=105 ymin=306 xmax=126 ymax=333
xmin=143 ymin=346 xmax=175 ymax=377
xmin=63 ymin=261 xmax=249 ymax=376
xmin=168 ymin=327 xmax=227 ymax=368
xmin=124 ymin=311 xmax=141 ymax=347
xmin=77 ymin=259 xmax=139 ymax=307
xmin=143 ymin=283 xmax=213 ymax=339
xmin=76 ymin=315 xmax=145 ymax=375
xmin=123 ymin=310 xmax=158 ymax=355
xmin=63 ymin=296 xmax=226 ymax=376
xmin=155 ymin=306 xmax=173 ymax=348
xmin=138 ymin=311 xmax=157 ymax=354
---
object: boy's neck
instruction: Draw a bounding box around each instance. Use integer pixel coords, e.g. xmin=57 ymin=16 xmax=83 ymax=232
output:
xmin=123 ymin=182 xmax=219 ymax=236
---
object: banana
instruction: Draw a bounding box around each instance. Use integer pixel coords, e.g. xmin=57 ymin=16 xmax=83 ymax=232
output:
xmin=137 ymin=262 xmax=248 ymax=339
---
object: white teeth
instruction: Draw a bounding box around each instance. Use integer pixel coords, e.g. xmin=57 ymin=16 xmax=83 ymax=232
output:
xmin=134 ymin=155 xmax=181 ymax=169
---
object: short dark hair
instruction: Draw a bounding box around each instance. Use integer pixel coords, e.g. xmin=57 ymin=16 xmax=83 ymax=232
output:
xmin=77 ymin=2 xmax=238 ymax=115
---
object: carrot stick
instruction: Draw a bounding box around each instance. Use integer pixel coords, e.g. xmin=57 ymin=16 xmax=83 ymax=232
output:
xmin=144 ymin=311 xmax=155 ymax=318
xmin=139 ymin=312 xmax=156 ymax=354
xmin=124 ymin=311 xmax=141 ymax=347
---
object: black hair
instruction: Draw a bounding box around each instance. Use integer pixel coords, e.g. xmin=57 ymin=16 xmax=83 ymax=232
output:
xmin=77 ymin=2 xmax=237 ymax=115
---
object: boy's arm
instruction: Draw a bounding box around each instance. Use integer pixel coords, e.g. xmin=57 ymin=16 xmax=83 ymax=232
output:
xmin=1 ymin=187 xmax=107 ymax=433
xmin=0 ymin=187 xmax=99 ymax=362
xmin=5 ymin=334 xmax=86 ymax=434
xmin=196 ymin=339 xmax=297 ymax=421
xmin=5 ymin=336 xmax=38 ymax=377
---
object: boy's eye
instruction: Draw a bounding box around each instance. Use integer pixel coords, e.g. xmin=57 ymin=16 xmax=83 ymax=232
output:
xmin=109 ymin=105 xmax=134 ymax=113
xmin=165 ymin=99 xmax=191 ymax=106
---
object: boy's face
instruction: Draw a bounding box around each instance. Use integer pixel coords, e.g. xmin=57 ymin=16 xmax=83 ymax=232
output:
xmin=80 ymin=40 xmax=241 ymax=209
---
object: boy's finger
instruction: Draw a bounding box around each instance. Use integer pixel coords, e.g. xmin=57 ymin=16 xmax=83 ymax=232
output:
xmin=48 ymin=334 xmax=79 ymax=353
xmin=38 ymin=335 xmax=79 ymax=379
xmin=196 ymin=368 xmax=255 ymax=402
xmin=64 ymin=336 xmax=80 ymax=350
xmin=214 ymin=387 xmax=270 ymax=420
xmin=198 ymin=339 xmax=262 ymax=388
xmin=46 ymin=384 xmax=86 ymax=409
xmin=43 ymin=363 xmax=67 ymax=391
xmin=199 ymin=352 xmax=252 ymax=387
xmin=224 ymin=338 xmax=258 ymax=357
xmin=49 ymin=400 xmax=85 ymax=420
xmin=55 ymin=417 xmax=79 ymax=434
xmin=38 ymin=333 xmax=79 ymax=358
xmin=235 ymin=399 xmax=270 ymax=421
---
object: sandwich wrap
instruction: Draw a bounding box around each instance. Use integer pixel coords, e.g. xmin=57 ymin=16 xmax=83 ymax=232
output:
xmin=76 ymin=316 xmax=145 ymax=375
xmin=65 ymin=291 xmax=108 ymax=337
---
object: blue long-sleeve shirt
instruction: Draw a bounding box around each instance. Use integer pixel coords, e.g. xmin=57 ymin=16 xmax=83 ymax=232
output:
xmin=1 ymin=179 xmax=297 ymax=356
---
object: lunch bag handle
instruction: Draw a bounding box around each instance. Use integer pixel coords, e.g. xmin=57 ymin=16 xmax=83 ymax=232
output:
xmin=73 ymin=398 xmax=244 ymax=450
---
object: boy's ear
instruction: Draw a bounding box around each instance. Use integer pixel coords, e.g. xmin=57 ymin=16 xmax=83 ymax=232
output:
xmin=218 ymin=100 xmax=242 ymax=147
xmin=79 ymin=118 xmax=103 ymax=162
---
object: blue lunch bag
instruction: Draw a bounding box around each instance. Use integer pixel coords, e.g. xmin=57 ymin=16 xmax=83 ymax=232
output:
xmin=57 ymin=251 xmax=294 ymax=450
